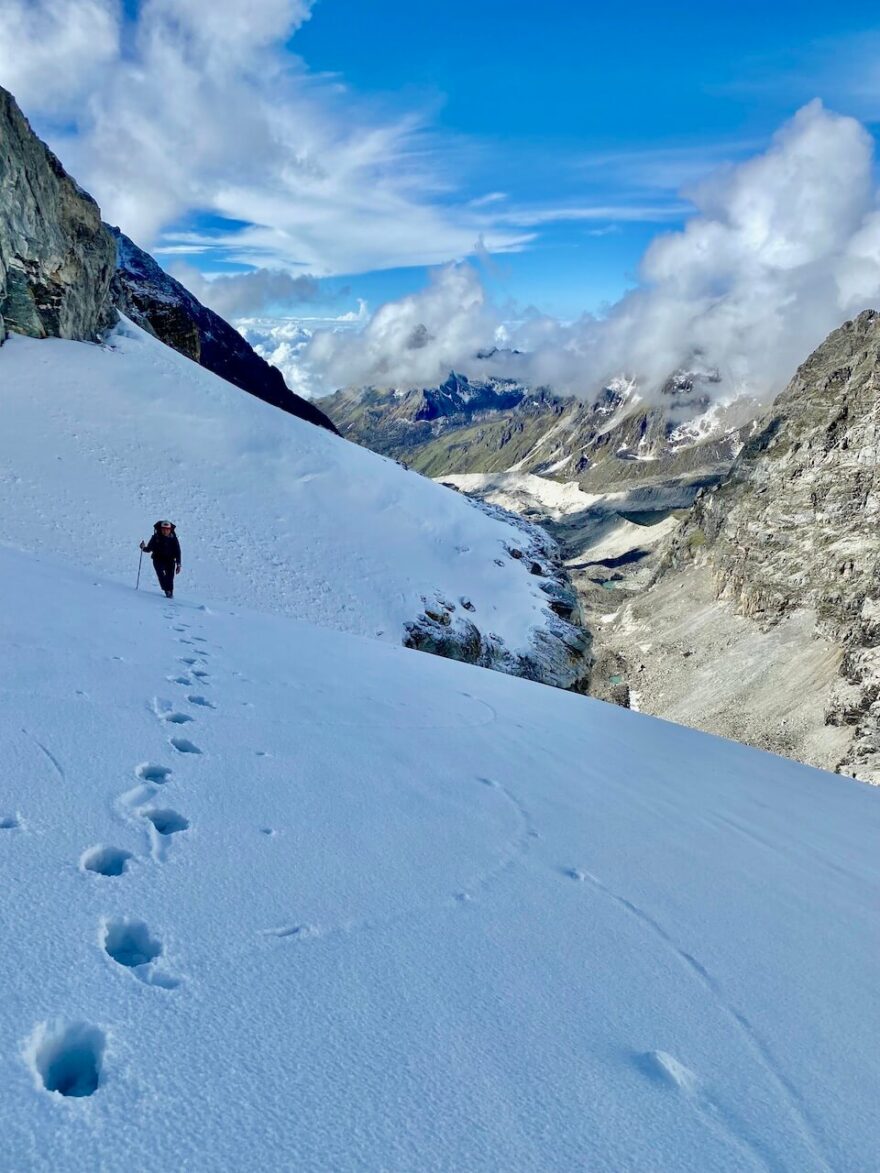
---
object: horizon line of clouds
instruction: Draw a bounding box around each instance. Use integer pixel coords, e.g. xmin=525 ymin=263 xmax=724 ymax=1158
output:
xmin=291 ymin=100 xmax=880 ymax=411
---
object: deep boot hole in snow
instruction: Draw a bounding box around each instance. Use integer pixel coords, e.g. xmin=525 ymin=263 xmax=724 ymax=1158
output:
xmin=163 ymin=712 xmax=193 ymax=724
xmin=136 ymin=763 xmax=172 ymax=784
xmin=169 ymin=737 xmax=201 ymax=754
xmin=103 ymin=918 xmax=161 ymax=968
xmin=81 ymin=846 xmax=133 ymax=877
xmin=144 ymin=809 xmax=189 ymax=836
xmin=30 ymin=1022 xmax=105 ymax=1098
xmin=0 ymin=814 xmax=20 ymax=829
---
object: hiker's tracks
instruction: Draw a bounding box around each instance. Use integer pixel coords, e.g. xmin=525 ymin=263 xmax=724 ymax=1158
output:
xmin=37 ymin=611 xmax=217 ymax=1098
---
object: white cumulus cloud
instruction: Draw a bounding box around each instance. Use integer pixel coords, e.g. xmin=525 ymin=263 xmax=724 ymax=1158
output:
xmin=0 ymin=0 xmax=121 ymax=111
xmin=299 ymin=101 xmax=880 ymax=404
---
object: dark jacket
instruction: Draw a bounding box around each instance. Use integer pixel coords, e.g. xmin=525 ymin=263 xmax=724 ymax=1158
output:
xmin=145 ymin=525 xmax=181 ymax=567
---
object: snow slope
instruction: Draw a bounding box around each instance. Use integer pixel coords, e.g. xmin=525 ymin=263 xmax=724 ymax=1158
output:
xmin=2 ymin=543 xmax=879 ymax=1171
xmin=0 ymin=321 xmax=567 ymax=663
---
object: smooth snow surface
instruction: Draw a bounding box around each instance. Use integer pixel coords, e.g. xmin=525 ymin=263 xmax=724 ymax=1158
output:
xmin=2 ymin=543 xmax=879 ymax=1170
xmin=0 ymin=323 xmax=556 ymax=656
xmin=3 ymin=327 xmax=879 ymax=1170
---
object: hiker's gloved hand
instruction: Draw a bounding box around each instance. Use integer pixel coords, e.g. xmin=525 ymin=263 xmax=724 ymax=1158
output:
xmin=139 ymin=541 xmax=147 ymax=551
xmin=175 ymin=565 xmax=181 ymax=575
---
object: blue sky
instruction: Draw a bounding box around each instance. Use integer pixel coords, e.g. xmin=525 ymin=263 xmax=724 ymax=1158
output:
xmin=4 ymin=0 xmax=880 ymax=324
xmin=284 ymin=0 xmax=880 ymax=315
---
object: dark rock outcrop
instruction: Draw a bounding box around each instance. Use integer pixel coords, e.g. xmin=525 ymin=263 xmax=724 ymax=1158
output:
xmin=0 ymin=87 xmax=116 ymax=342
xmin=110 ymin=230 xmax=337 ymax=432
xmin=0 ymin=84 xmax=335 ymax=433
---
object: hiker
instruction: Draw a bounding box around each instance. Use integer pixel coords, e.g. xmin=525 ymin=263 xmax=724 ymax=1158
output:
xmin=140 ymin=520 xmax=181 ymax=598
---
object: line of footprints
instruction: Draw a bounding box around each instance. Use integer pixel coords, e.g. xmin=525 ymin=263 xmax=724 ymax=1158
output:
xmin=26 ymin=611 xmax=217 ymax=1098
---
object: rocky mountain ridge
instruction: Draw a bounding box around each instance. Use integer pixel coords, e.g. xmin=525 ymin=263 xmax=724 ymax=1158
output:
xmin=0 ymin=85 xmax=334 ymax=432
xmin=607 ymin=309 xmax=880 ymax=782
xmin=317 ymin=369 xmax=756 ymax=490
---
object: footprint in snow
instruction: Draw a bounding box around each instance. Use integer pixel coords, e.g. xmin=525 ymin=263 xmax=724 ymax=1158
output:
xmin=0 ymin=814 xmax=22 ymax=830
xmin=141 ymin=807 xmax=190 ymax=863
xmin=562 ymin=867 xmax=586 ymax=882
xmin=191 ymin=636 xmax=207 ymax=643
xmin=26 ymin=1021 xmax=105 ymax=1098
xmin=167 ymin=674 xmax=192 ymax=686
xmin=135 ymin=762 xmax=173 ymax=784
xmin=80 ymin=846 xmax=133 ymax=877
xmin=187 ymin=695 xmax=215 ymax=709
xmin=179 ymin=656 xmax=198 ymax=667
xmin=163 ymin=712 xmax=194 ymax=725
xmin=169 ymin=736 xmax=201 ymax=755
xmin=101 ymin=916 xmax=180 ymax=988
xmin=142 ymin=807 xmax=189 ymax=837
xmin=191 ymin=670 xmax=210 ymax=681
xmin=152 ymin=697 xmax=188 ymax=721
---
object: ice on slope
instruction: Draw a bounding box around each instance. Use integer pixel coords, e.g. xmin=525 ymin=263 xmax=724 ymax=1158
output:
xmin=0 ymin=321 xmax=557 ymax=657
xmin=1 ymin=544 xmax=879 ymax=1171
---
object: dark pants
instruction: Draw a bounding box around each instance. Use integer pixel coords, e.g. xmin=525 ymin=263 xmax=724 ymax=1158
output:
xmin=153 ymin=558 xmax=176 ymax=596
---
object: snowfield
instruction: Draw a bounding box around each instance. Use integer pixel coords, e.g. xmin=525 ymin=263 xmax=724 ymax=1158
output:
xmin=2 ymin=544 xmax=879 ymax=1170
xmin=0 ymin=321 xmax=564 ymax=663
xmin=1 ymin=328 xmax=879 ymax=1170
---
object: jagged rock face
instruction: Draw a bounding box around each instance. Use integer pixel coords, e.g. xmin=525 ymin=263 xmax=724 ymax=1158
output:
xmin=110 ymin=230 xmax=337 ymax=432
xmin=0 ymin=85 xmax=335 ymax=434
xmin=0 ymin=87 xmax=116 ymax=342
xmin=670 ymin=309 xmax=880 ymax=780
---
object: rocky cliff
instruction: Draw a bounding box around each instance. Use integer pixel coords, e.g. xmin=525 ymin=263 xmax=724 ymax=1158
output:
xmin=111 ymin=230 xmax=336 ymax=430
xmin=0 ymin=88 xmax=116 ymax=343
xmin=608 ymin=310 xmax=880 ymax=782
xmin=0 ymin=85 xmax=334 ymax=432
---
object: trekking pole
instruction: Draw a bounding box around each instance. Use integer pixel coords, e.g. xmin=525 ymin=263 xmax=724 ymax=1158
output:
xmin=136 ymin=548 xmax=143 ymax=591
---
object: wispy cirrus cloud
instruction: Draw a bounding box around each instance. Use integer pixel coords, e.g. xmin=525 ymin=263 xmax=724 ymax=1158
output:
xmin=0 ymin=0 xmax=674 ymax=283
xmin=712 ymin=29 xmax=880 ymax=122
xmin=574 ymin=140 xmax=761 ymax=194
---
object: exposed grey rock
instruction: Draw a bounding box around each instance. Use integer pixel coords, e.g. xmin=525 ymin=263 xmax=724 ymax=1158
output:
xmin=0 ymin=86 xmax=116 ymax=342
xmin=404 ymin=494 xmax=591 ymax=692
xmin=615 ymin=309 xmax=880 ymax=782
xmin=0 ymin=85 xmax=335 ymax=433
